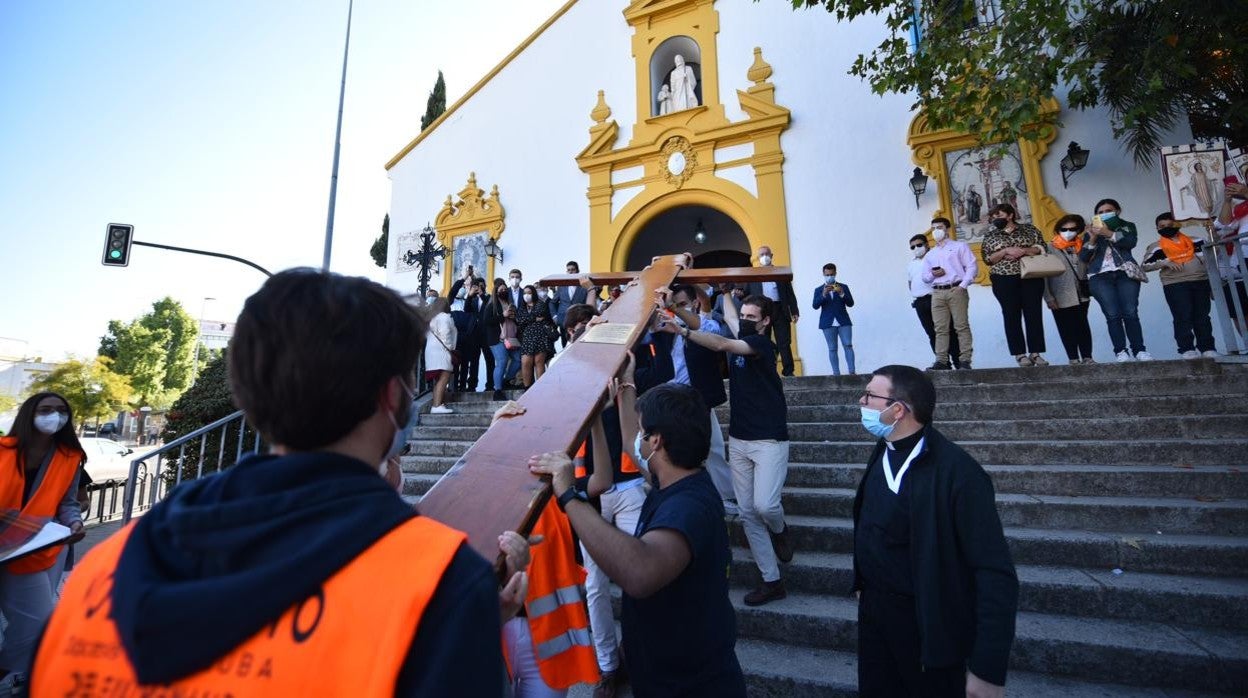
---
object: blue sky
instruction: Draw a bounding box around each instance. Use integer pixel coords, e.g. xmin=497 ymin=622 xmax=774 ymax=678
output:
xmin=0 ymin=0 xmax=566 ymax=361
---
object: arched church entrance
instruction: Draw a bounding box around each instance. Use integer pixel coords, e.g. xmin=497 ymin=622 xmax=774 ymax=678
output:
xmin=624 ymin=204 xmax=750 ymax=271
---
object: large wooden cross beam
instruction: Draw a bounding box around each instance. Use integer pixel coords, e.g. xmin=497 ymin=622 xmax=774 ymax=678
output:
xmin=418 ymin=254 xmax=793 ymax=566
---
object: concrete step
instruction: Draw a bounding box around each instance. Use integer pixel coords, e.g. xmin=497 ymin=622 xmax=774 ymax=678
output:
xmin=785 ymin=439 xmax=1247 ymax=466
xmin=777 ymin=487 xmax=1248 ymax=536
xmin=736 ymin=515 xmax=1248 ymax=577
xmin=772 ymin=374 xmax=1248 ymax=406
xmin=398 ymin=455 xmax=459 ymax=475
xmin=420 ymin=401 xmax=503 ymax=415
xmin=770 ymin=394 xmax=1248 ymax=423
xmin=417 ymin=413 xmax=495 ymax=428
xmin=781 ymin=357 xmax=1236 ymax=389
xmin=733 ymin=638 xmax=1238 ymax=698
xmin=728 ymin=550 xmax=1248 ymax=631
xmin=728 ymin=592 xmax=1247 ymax=693
xmin=401 ymin=472 xmax=440 ymax=497
xmin=786 ymin=463 xmax=1248 ymax=499
xmin=412 ymin=415 xmax=1248 ymax=444
xmin=778 ymin=415 xmax=1248 ymax=442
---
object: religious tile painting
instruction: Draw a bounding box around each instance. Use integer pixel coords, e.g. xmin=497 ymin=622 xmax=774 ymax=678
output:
xmin=1161 ymin=145 xmax=1226 ymax=220
xmin=395 ymin=230 xmax=423 ymax=274
xmin=943 ymin=143 xmax=1031 ymax=243
xmin=452 ymin=231 xmax=489 ymax=281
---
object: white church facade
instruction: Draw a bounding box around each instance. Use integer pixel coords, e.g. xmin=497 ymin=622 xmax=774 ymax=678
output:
xmin=385 ymin=0 xmax=1192 ymax=373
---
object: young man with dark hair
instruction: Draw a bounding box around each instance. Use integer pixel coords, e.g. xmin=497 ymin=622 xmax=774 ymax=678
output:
xmin=508 ymin=268 xmax=525 ymax=307
xmin=677 ymin=293 xmax=792 ymax=607
xmin=813 ymin=263 xmax=855 ymax=375
xmin=529 ymin=382 xmax=746 ymax=697
xmin=854 ymin=364 xmax=1018 ymax=698
xmin=641 ymin=284 xmax=737 ymax=516
xmin=922 ymin=217 xmax=977 ymax=370
xmin=32 ymin=269 xmax=527 ymax=696
xmin=908 ymin=234 xmax=962 ymax=368
xmin=552 ymin=261 xmax=596 ymax=347
xmin=1142 ymin=212 xmax=1218 ymax=358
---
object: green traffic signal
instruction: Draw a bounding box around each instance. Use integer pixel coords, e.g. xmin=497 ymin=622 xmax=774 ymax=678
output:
xmin=103 ymin=223 xmax=134 ymax=267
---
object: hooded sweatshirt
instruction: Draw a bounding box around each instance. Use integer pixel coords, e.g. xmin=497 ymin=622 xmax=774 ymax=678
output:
xmin=96 ymin=451 xmax=504 ymax=696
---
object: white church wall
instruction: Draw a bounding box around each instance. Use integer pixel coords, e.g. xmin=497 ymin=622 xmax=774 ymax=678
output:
xmin=388 ymin=0 xmax=637 ymax=294
xmin=389 ymin=0 xmax=1204 ymax=379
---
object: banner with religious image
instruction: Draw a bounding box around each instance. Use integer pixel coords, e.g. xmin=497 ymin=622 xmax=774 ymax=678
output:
xmin=1160 ymin=143 xmax=1228 ymax=221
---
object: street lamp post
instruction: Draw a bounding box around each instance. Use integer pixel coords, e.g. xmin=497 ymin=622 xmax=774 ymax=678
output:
xmin=400 ymin=224 xmax=447 ymax=298
xmin=192 ymin=297 xmax=216 ymax=379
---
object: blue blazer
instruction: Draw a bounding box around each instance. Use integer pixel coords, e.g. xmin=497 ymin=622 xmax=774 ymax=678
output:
xmin=812 ymin=283 xmax=854 ymax=328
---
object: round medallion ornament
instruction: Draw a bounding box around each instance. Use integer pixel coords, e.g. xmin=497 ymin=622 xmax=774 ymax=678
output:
xmin=660 ymin=137 xmax=697 ymax=189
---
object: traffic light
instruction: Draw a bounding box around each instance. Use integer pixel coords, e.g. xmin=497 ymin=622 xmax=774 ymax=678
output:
xmin=102 ymin=223 xmax=134 ymax=267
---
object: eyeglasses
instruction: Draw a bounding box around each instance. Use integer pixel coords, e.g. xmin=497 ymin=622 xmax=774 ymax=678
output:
xmin=1059 ymin=226 xmax=1080 ymax=232
xmin=909 ymin=244 xmax=926 ymax=250
xmin=860 ymin=390 xmax=896 ymax=404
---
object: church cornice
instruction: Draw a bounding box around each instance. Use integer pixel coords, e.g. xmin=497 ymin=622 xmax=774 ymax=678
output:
xmin=385 ymin=0 xmax=582 ymax=171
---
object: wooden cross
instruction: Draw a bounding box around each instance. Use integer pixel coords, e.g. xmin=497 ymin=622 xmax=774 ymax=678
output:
xmin=417 ymin=254 xmax=793 ymax=566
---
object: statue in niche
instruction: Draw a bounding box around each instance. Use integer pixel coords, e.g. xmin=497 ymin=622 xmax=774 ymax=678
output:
xmin=656 ymin=84 xmax=673 ymax=115
xmin=667 ymin=54 xmax=699 ymax=111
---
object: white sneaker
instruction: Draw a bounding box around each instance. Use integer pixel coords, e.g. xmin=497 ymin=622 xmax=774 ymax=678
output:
xmin=1202 ymin=350 xmax=1220 ymax=358
xmin=1135 ymin=351 xmax=1154 ymax=361
xmin=430 ymin=405 xmax=454 ymax=414
xmin=1181 ymin=350 xmax=1201 ymax=360
xmin=1115 ymin=351 xmax=1133 ymax=362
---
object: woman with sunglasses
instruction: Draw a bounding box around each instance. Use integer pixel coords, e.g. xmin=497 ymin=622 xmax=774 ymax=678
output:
xmin=1045 ymin=215 xmax=1095 ymax=364
xmin=980 ymin=203 xmax=1049 ymax=367
xmin=0 ymin=392 xmax=86 ymax=687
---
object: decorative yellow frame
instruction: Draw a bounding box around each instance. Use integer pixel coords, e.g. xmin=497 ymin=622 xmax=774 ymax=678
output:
xmin=434 ymin=173 xmax=506 ymax=296
xmin=576 ymin=1 xmax=802 ymax=371
xmin=907 ymin=101 xmax=1065 ymax=285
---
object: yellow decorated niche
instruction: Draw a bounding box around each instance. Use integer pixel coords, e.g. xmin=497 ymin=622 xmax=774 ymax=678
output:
xmin=434 ymin=173 xmax=506 ymax=296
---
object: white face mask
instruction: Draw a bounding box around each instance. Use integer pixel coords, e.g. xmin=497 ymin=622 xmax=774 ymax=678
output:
xmin=537 ymin=289 xmax=548 ymax=300
xmin=759 ymin=254 xmax=773 ymax=266
xmin=912 ymin=246 xmax=926 ymax=259
xmin=523 ymin=293 xmax=534 ymax=303
xmin=932 ymin=228 xmax=947 ymax=242
xmin=1060 ymin=230 xmax=1078 ymax=241
xmin=34 ymin=413 xmax=67 ymax=435
xmin=510 ymin=277 xmax=521 ymax=288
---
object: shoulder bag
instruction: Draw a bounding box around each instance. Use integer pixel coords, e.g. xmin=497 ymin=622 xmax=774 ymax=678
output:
xmin=1019 ymin=233 xmax=1066 ymax=279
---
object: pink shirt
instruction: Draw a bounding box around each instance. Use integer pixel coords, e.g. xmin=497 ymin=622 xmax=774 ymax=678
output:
xmin=921 ymin=240 xmax=978 ymax=288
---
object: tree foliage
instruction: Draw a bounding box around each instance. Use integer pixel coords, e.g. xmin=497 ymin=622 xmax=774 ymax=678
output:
xmin=370 ymin=213 xmax=389 ymax=268
xmin=785 ymin=0 xmax=1246 ymax=167
xmin=27 ymin=356 xmax=133 ymax=427
xmin=99 ymin=297 xmax=198 ymax=409
xmin=420 ymin=71 xmax=447 ymax=131
xmin=161 ymin=351 xmax=262 ymax=485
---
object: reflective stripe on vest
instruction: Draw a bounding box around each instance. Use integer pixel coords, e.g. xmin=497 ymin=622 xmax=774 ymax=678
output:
xmin=573 ymin=443 xmax=587 ymax=479
xmin=523 ymin=503 xmax=599 ymax=689
xmin=0 ymin=439 xmax=81 ymax=574
xmin=536 ymin=627 xmax=594 ymax=661
xmin=527 ymin=583 xmax=585 ymax=619
xmin=31 ymin=515 xmax=466 ymax=697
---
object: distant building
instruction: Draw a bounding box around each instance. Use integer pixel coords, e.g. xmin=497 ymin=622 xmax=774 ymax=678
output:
xmin=0 ymin=337 xmax=59 ymax=433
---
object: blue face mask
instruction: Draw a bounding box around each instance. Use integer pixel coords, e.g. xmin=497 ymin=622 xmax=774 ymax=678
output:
xmin=824 ymin=275 xmax=836 ymax=285
xmin=1099 ymin=210 xmax=1117 ymax=220
xmin=860 ymin=406 xmax=897 ymax=439
xmin=385 ymin=380 xmax=418 ymax=461
xmin=633 ymin=432 xmax=651 ymax=474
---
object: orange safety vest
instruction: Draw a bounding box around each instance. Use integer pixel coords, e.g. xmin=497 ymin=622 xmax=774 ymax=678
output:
xmin=514 ymin=503 xmax=598 ymax=689
xmin=573 ymin=441 xmax=640 ymax=480
xmin=31 ymin=515 xmax=465 ymax=697
xmin=0 ymin=437 xmax=81 ymax=574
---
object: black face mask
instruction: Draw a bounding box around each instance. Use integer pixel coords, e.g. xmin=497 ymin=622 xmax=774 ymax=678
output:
xmin=991 ymin=218 xmax=1009 ymax=230
xmin=738 ymin=319 xmax=759 ymax=338
xmin=1158 ymin=226 xmax=1180 ymax=238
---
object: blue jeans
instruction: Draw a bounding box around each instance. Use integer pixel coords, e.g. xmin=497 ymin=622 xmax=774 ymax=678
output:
xmin=822 ymin=325 xmax=855 ymax=375
xmin=490 ymin=342 xmax=521 ymax=388
xmin=1088 ymin=271 xmax=1146 ymax=354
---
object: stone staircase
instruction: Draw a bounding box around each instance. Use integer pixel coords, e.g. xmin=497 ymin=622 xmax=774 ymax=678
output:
xmin=402 ymin=359 xmax=1248 ymax=696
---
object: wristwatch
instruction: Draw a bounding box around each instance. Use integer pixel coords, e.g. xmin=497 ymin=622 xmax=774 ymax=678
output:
xmin=556 ymin=486 xmax=588 ymax=512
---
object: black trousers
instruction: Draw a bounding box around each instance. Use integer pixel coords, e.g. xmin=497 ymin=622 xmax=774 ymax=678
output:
xmin=1051 ymin=301 xmax=1093 ymax=361
xmin=454 ymin=336 xmax=480 ymax=392
xmin=990 ymin=275 xmax=1046 ymax=355
xmin=767 ymin=310 xmax=795 ymax=376
xmin=858 ymin=589 xmax=965 ymax=697
xmin=912 ymin=295 xmax=962 ymax=368
xmin=480 ymin=335 xmax=495 ymax=390
xmin=1163 ymin=280 xmax=1215 ymax=353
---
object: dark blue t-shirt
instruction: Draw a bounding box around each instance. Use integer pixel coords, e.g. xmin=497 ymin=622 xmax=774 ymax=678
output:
xmin=728 ymin=333 xmax=789 ymax=441
xmin=621 ymin=469 xmax=745 ymax=697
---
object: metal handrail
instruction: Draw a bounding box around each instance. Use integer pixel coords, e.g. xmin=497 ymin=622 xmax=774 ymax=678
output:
xmin=122 ymin=410 xmax=258 ymax=523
